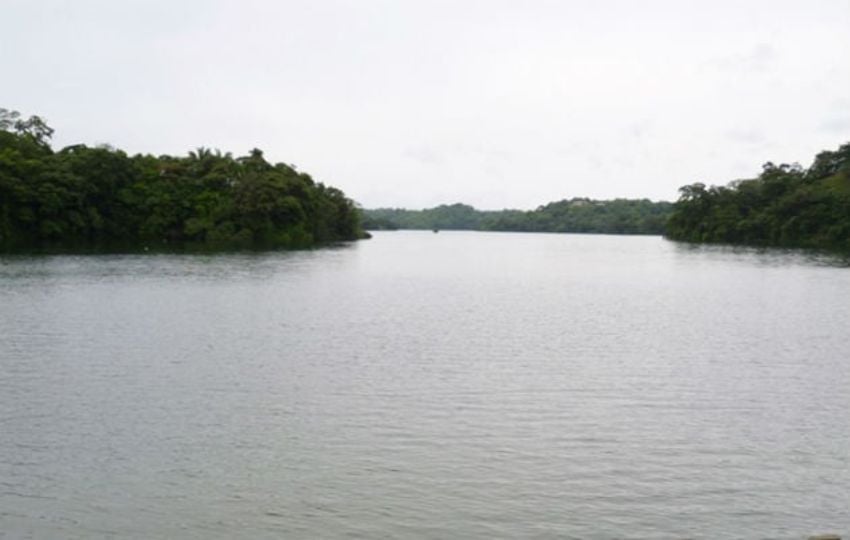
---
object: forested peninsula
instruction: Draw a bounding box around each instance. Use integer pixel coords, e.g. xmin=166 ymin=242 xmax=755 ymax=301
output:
xmin=365 ymin=142 xmax=850 ymax=252
xmin=0 ymin=109 xmax=364 ymax=252
xmin=666 ymin=142 xmax=850 ymax=251
xmin=363 ymin=199 xmax=672 ymax=235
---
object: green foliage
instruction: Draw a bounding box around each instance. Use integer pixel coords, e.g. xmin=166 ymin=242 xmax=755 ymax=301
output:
xmin=364 ymin=203 xmax=485 ymax=230
xmin=666 ymin=143 xmax=850 ymax=251
xmin=363 ymin=199 xmax=672 ymax=235
xmin=0 ymin=109 xmax=364 ymax=252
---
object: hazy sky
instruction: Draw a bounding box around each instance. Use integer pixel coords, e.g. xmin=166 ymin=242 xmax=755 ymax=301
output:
xmin=3 ymin=0 xmax=849 ymax=209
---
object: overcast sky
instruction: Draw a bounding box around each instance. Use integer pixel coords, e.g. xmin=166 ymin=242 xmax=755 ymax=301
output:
xmin=3 ymin=0 xmax=849 ymax=209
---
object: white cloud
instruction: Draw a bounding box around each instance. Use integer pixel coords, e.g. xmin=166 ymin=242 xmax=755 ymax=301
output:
xmin=2 ymin=0 xmax=849 ymax=209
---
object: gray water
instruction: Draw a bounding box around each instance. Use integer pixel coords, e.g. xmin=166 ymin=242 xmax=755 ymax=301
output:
xmin=2 ymin=232 xmax=849 ymax=539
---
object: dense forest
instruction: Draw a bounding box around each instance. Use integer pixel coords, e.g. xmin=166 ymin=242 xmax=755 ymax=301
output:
xmin=6 ymin=107 xmax=847 ymax=252
xmin=666 ymin=142 xmax=850 ymax=251
xmin=363 ymin=199 xmax=672 ymax=235
xmin=0 ymin=108 xmax=365 ymax=252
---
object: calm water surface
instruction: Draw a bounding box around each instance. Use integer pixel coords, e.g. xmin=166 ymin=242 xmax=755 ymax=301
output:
xmin=2 ymin=232 xmax=849 ymax=539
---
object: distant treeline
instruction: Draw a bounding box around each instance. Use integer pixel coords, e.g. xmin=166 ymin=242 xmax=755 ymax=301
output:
xmin=366 ymin=142 xmax=850 ymax=251
xmin=666 ymin=142 xmax=850 ymax=251
xmin=0 ymin=108 xmax=365 ymax=252
xmin=363 ymin=199 xmax=672 ymax=235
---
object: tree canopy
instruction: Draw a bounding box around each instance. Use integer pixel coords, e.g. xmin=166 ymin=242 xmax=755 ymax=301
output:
xmin=363 ymin=199 xmax=672 ymax=235
xmin=8 ymin=108 xmax=844 ymax=252
xmin=0 ymin=109 xmax=365 ymax=252
xmin=666 ymin=142 xmax=850 ymax=251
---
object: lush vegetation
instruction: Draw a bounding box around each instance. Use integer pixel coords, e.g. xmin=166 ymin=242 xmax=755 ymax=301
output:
xmin=0 ymin=109 xmax=365 ymax=252
xmin=666 ymin=143 xmax=850 ymax=251
xmin=363 ymin=204 xmax=487 ymax=231
xmin=363 ymin=199 xmax=672 ymax=235
xmin=8 ymin=107 xmax=845 ymax=252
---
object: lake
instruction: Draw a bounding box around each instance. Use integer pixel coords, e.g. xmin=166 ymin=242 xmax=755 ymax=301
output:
xmin=2 ymin=231 xmax=849 ymax=539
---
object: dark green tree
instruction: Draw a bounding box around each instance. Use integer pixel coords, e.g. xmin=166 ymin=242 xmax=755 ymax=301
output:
xmin=0 ymin=108 xmax=366 ymax=252
xmin=666 ymin=143 xmax=850 ymax=251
